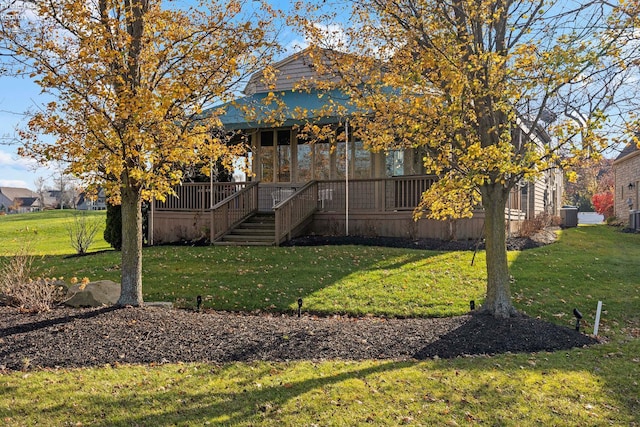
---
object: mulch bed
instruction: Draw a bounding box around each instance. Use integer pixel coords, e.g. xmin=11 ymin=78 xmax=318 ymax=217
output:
xmin=284 ymin=235 xmax=546 ymax=251
xmin=0 ymin=305 xmax=596 ymax=371
xmin=1 ymin=230 xmax=597 ymax=371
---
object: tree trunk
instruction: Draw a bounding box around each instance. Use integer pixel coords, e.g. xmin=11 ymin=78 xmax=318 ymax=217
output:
xmin=480 ymin=183 xmax=517 ymax=318
xmin=117 ymin=176 xmax=144 ymax=306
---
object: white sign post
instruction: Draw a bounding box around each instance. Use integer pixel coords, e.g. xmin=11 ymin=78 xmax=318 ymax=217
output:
xmin=593 ymin=301 xmax=603 ymax=336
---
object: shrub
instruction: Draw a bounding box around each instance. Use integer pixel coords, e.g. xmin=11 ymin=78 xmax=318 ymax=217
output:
xmin=605 ymin=215 xmax=624 ymax=226
xmin=591 ymin=191 xmax=614 ymax=219
xmin=0 ymin=246 xmax=65 ymax=312
xmin=104 ymin=202 xmax=122 ymax=250
xmin=518 ymin=213 xmax=558 ymax=238
xmin=67 ymin=212 xmax=102 ymax=255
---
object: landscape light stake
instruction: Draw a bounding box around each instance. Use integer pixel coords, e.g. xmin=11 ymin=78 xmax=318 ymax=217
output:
xmin=197 ymin=295 xmax=202 ymax=312
xmin=297 ymin=298 xmax=303 ymax=318
xmin=573 ymin=308 xmax=582 ymax=332
xmin=470 ymin=300 xmax=475 ymax=311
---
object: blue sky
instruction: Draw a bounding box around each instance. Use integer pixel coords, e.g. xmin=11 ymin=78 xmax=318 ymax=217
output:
xmin=1 ymin=1 xmax=623 ymax=191
xmin=0 ymin=0 xmax=310 ymax=190
xmin=0 ymin=75 xmax=54 ymax=189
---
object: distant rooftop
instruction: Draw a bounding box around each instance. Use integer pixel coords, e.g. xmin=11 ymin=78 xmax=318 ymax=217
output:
xmin=0 ymin=186 xmax=38 ymax=200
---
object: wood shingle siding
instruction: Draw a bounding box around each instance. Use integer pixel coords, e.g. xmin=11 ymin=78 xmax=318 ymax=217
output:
xmin=245 ymin=48 xmax=340 ymax=94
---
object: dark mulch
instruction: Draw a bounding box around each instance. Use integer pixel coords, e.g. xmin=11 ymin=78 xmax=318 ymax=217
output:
xmin=0 ymin=305 xmax=596 ymax=371
xmin=284 ymin=235 xmax=545 ymax=251
xmin=1 ymin=231 xmax=597 ymax=371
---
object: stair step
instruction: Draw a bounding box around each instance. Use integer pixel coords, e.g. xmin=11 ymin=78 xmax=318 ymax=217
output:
xmin=213 ymin=213 xmax=277 ymax=246
xmin=213 ymin=241 xmax=274 ymax=246
xmin=244 ymin=219 xmax=276 ymax=224
xmin=222 ymin=234 xmax=275 ymax=242
xmin=229 ymin=229 xmax=274 ymax=236
xmin=237 ymin=222 xmax=276 ymax=230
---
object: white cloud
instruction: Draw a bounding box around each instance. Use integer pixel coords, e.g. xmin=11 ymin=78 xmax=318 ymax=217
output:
xmin=312 ymin=23 xmax=349 ymax=51
xmin=283 ymin=38 xmax=309 ymax=56
xmin=3 ymin=0 xmax=40 ymax=22
xmin=0 ymin=178 xmax=28 ymax=188
xmin=0 ymin=149 xmax=36 ymax=169
xmin=0 ymin=148 xmax=46 ymax=190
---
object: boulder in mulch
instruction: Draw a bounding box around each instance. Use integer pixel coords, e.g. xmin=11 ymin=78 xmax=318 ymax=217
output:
xmin=65 ymin=280 xmax=120 ymax=307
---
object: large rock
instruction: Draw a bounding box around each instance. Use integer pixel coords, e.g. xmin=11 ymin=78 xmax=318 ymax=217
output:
xmin=65 ymin=280 xmax=121 ymax=307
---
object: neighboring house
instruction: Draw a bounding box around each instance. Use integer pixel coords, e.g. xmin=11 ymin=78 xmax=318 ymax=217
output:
xmin=0 ymin=187 xmax=41 ymax=213
xmin=613 ymin=143 xmax=640 ymax=227
xmin=77 ymin=188 xmax=107 ymax=211
xmin=150 ymin=48 xmax=563 ymax=245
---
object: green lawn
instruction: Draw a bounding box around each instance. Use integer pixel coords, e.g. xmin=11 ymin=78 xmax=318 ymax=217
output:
xmin=1 ymin=212 xmax=639 ymax=426
xmin=32 ymin=244 xmax=487 ymax=318
xmin=0 ymin=209 xmax=109 ymax=256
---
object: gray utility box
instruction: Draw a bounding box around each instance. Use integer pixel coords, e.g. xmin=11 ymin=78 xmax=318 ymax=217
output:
xmin=629 ymin=210 xmax=640 ymax=230
xmin=560 ymin=206 xmax=579 ymax=228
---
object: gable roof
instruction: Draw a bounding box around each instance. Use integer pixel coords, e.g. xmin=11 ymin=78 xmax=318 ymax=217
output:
xmin=14 ymin=197 xmax=39 ymax=208
xmin=616 ymin=143 xmax=638 ymax=161
xmin=243 ymin=47 xmax=342 ymax=95
xmin=0 ymin=187 xmax=38 ymax=201
xmin=210 ymin=48 xmax=556 ymax=143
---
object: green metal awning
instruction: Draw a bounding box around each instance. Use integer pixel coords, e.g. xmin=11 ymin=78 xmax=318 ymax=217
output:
xmin=208 ymin=88 xmax=357 ymax=130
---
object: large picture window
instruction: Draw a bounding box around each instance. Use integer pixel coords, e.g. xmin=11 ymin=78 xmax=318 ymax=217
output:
xmin=261 ymin=127 xmax=375 ymax=183
xmin=337 ymin=139 xmax=371 ymax=179
xmin=260 ymin=130 xmax=292 ymax=182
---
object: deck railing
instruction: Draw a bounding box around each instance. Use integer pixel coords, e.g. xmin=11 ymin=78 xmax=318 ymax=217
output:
xmin=156 ymin=177 xmax=443 ymax=213
xmin=155 ymin=175 xmax=527 ymax=215
xmin=155 ymin=182 xmax=250 ymax=211
xmin=313 ymin=175 xmax=438 ymax=212
xmin=151 ymin=175 xmax=526 ymax=244
xmin=274 ymin=181 xmax=318 ymax=245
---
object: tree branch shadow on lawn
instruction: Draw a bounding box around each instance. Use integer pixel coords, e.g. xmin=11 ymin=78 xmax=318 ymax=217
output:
xmin=78 ymin=361 xmax=410 ymax=427
xmin=67 ymin=340 xmax=638 ymax=427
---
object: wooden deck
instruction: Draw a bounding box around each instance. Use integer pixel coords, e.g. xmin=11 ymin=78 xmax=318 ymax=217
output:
xmin=149 ymin=176 xmax=524 ymax=245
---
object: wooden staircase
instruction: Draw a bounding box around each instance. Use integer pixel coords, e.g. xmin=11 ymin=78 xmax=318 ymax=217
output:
xmin=214 ymin=213 xmax=276 ymax=246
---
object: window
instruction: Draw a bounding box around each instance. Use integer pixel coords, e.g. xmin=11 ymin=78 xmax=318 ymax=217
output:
xmin=336 ymin=139 xmax=371 ymax=179
xmin=336 ymin=141 xmax=346 ymax=179
xmin=297 ymin=140 xmax=312 ymax=182
xmin=314 ymin=140 xmax=330 ymax=180
xmin=353 ymin=140 xmax=371 ymax=178
xmin=277 ymin=130 xmax=291 ymax=182
xmin=260 ymin=131 xmax=274 ymax=182
xmin=386 ymin=150 xmax=404 ymax=176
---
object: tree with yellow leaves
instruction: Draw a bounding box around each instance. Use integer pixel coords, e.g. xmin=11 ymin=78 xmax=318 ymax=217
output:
xmin=1 ymin=0 xmax=278 ymax=306
xmin=298 ymin=0 xmax=635 ymax=318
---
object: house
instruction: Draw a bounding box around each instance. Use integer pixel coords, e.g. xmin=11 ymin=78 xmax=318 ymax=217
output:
xmin=613 ymin=143 xmax=639 ymax=227
xmin=150 ymin=48 xmax=563 ymax=245
xmin=77 ymin=188 xmax=107 ymax=211
xmin=0 ymin=187 xmax=41 ymax=213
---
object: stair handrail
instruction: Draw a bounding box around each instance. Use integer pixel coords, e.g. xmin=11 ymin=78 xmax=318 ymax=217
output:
xmin=210 ymin=181 xmax=259 ymax=242
xmin=274 ymin=180 xmax=318 ymax=245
